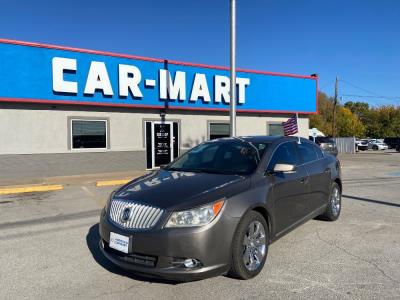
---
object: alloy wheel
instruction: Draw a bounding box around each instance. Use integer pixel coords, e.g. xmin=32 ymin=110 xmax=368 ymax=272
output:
xmin=331 ymin=186 xmax=341 ymax=216
xmin=242 ymin=221 xmax=266 ymax=271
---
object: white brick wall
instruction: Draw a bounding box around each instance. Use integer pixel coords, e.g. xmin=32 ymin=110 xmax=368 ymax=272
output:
xmin=0 ymin=106 xmax=309 ymax=154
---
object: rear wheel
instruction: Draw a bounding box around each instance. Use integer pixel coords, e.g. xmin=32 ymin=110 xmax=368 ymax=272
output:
xmin=373 ymin=145 xmax=379 ymax=151
xmin=319 ymin=182 xmax=341 ymax=221
xmin=229 ymin=211 xmax=269 ymax=279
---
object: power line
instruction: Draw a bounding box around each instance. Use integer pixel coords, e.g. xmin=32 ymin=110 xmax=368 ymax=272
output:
xmin=340 ymin=79 xmax=383 ymax=97
xmin=338 ymin=79 xmax=400 ymax=104
xmin=319 ymin=80 xmax=336 ymax=90
xmin=340 ymin=94 xmax=400 ymax=101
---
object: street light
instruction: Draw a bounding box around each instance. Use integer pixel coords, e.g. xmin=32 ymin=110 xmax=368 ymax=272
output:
xmin=229 ymin=0 xmax=236 ymax=137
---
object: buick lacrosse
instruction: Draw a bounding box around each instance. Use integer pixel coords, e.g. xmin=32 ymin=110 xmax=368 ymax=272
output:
xmin=99 ymin=136 xmax=342 ymax=281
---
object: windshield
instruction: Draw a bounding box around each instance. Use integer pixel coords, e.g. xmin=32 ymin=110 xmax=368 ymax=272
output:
xmin=165 ymin=139 xmax=269 ymax=175
xmin=316 ymin=137 xmax=335 ymax=143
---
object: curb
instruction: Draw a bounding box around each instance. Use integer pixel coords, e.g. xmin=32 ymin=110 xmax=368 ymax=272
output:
xmin=96 ymin=179 xmax=131 ymax=187
xmin=0 ymin=184 xmax=64 ymax=196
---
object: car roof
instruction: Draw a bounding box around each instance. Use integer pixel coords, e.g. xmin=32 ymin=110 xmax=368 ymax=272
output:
xmin=213 ymin=135 xmax=309 ymax=144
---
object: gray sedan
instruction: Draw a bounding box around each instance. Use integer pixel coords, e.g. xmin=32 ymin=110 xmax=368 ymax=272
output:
xmin=99 ymin=136 xmax=342 ymax=281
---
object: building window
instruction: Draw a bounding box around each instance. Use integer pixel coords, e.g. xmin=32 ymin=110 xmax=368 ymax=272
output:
xmin=209 ymin=123 xmax=230 ymax=140
xmin=71 ymin=119 xmax=107 ymax=149
xmin=267 ymin=123 xmax=284 ymax=136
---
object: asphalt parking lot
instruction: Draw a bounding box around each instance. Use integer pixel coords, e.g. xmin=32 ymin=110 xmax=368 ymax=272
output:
xmin=1 ymin=151 xmax=399 ymax=299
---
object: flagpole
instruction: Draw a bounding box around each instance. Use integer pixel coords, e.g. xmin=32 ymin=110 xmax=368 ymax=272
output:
xmin=229 ymin=0 xmax=236 ymax=137
xmin=296 ymin=113 xmax=301 ymax=144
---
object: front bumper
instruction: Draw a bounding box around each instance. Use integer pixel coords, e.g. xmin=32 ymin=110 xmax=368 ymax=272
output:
xmin=98 ymin=208 xmax=239 ymax=281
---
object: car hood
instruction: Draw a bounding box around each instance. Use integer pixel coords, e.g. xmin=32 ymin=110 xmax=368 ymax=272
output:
xmin=113 ymin=170 xmax=250 ymax=210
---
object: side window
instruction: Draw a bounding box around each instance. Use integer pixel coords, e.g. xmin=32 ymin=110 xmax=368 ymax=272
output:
xmin=267 ymin=142 xmax=299 ymax=170
xmin=298 ymin=142 xmax=318 ymax=163
xmin=314 ymin=145 xmax=324 ymax=159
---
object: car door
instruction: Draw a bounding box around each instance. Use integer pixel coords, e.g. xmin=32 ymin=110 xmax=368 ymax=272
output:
xmin=297 ymin=142 xmax=331 ymax=213
xmin=266 ymin=141 xmax=310 ymax=236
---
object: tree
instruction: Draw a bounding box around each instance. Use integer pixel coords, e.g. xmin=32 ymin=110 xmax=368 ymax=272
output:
xmin=311 ymin=93 xmax=366 ymax=137
xmin=309 ymin=92 xmax=334 ymax=135
xmin=310 ymin=93 xmax=400 ymax=138
xmin=344 ymin=101 xmax=370 ymax=123
xmin=336 ymin=107 xmax=365 ymax=137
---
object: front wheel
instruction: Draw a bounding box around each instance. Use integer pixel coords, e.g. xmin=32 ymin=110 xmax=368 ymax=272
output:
xmin=229 ymin=211 xmax=269 ymax=280
xmin=319 ymin=182 xmax=341 ymax=221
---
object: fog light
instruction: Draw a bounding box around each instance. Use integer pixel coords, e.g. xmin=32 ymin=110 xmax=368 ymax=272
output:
xmin=183 ymin=258 xmax=200 ymax=268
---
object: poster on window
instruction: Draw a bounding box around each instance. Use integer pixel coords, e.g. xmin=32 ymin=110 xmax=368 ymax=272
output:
xmin=154 ymin=123 xmax=171 ymax=167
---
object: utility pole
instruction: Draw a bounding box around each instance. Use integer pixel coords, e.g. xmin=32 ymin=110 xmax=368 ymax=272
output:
xmin=332 ymin=76 xmax=338 ymax=137
xmin=229 ymin=0 xmax=236 ymax=137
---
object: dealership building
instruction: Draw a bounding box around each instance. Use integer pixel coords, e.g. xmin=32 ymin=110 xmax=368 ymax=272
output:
xmin=0 ymin=39 xmax=318 ymax=170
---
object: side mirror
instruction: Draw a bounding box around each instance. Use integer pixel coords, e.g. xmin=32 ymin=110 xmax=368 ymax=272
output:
xmin=273 ymin=163 xmax=296 ymax=173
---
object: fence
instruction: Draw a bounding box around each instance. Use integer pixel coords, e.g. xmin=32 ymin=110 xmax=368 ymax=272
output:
xmin=333 ymin=137 xmax=356 ymax=154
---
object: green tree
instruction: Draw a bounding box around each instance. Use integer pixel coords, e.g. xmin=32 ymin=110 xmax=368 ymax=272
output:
xmin=310 ymin=93 xmax=400 ymax=138
xmin=309 ymin=92 xmax=334 ymax=135
xmin=344 ymin=101 xmax=370 ymax=123
xmin=336 ymin=107 xmax=365 ymax=137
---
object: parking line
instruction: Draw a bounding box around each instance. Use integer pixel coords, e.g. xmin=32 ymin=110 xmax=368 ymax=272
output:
xmin=96 ymin=179 xmax=130 ymax=187
xmin=0 ymin=184 xmax=63 ymax=195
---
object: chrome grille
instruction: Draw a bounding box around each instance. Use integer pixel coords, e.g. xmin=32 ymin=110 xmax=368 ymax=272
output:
xmin=109 ymin=199 xmax=163 ymax=229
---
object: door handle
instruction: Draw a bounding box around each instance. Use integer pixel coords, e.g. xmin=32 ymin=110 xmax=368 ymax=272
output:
xmin=300 ymin=177 xmax=308 ymax=184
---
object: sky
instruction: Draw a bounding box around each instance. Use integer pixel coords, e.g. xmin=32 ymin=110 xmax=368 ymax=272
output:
xmin=1 ymin=0 xmax=399 ymax=107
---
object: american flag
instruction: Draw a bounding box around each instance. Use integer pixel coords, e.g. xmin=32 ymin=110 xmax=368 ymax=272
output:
xmin=282 ymin=114 xmax=298 ymax=136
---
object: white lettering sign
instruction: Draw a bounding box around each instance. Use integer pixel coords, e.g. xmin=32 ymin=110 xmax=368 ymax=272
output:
xmin=118 ymin=64 xmax=143 ymax=98
xmin=52 ymin=57 xmax=78 ymax=94
xmin=84 ymin=61 xmax=113 ymax=96
xmin=190 ymin=73 xmax=210 ymax=102
xmin=51 ymin=57 xmax=250 ymax=104
xmin=159 ymin=70 xmax=186 ymax=101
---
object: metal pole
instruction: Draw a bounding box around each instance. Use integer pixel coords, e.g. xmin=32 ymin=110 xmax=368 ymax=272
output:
xmin=296 ymin=113 xmax=301 ymax=144
xmin=229 ymin=0 xmax=236 ymax=137
xmin=332 ymin=76 xmax=338 ymax=137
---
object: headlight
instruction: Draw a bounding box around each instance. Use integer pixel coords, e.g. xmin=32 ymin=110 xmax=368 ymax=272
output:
xmin=165 ymin=200 xmax=225 ymax=228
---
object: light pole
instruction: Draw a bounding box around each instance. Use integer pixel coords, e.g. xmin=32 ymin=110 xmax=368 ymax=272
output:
xmin=229 ymin=0 xmax=236 ymax=137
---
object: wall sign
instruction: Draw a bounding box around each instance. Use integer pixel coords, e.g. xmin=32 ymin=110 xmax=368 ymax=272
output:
xmin=0 ymin=39 xmax=318 ymax=113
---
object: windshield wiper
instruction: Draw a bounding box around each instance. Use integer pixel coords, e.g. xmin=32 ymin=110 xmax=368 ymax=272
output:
xmin=165 ymin=167 xmax=204 ymax=173
xmin=164 ymin=167 xmax=183 ymax=171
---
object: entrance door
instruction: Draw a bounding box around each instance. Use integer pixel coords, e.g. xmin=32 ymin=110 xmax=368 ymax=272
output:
xmin=145 ymin=121 xmax=179 ymax=169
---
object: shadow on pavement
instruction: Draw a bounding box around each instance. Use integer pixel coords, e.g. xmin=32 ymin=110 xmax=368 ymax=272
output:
xmin=343 ymin=194 xmax=400 ymax=208
xmin=86 ymin=223 xmax=181 ymax=285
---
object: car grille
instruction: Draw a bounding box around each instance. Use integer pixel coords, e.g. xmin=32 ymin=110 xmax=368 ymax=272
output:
xmin=103 ymin=241 xmax=157 ymax=267
xmin=109 ymin=199 xmax=163 ymax=229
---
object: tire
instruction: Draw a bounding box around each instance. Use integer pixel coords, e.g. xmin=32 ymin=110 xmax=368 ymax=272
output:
xmin=319 ymin=182 xmax=341 ymax=221
xmin=373 ymin=145 xmax=379 ymax=151
xmin=228 ymin=211 xmax=269 ymax=280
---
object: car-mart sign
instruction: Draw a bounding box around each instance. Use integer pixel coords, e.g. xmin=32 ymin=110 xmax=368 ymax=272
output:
xmin=0 ymin=39 xmax=318 ymax=113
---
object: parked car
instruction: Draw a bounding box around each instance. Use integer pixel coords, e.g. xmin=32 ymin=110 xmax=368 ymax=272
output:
xmin=384 ymin=137 xmax=400 ymax=149
xmin=99 ymin=136 xmax=342 ymax=281
xmin=368 ymin=141 xmax=388 ymax=150
xmin=355 ymin=139 xmax=368 ymax=151
xmin=312 ymin=136 xmax=338 ymax=156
